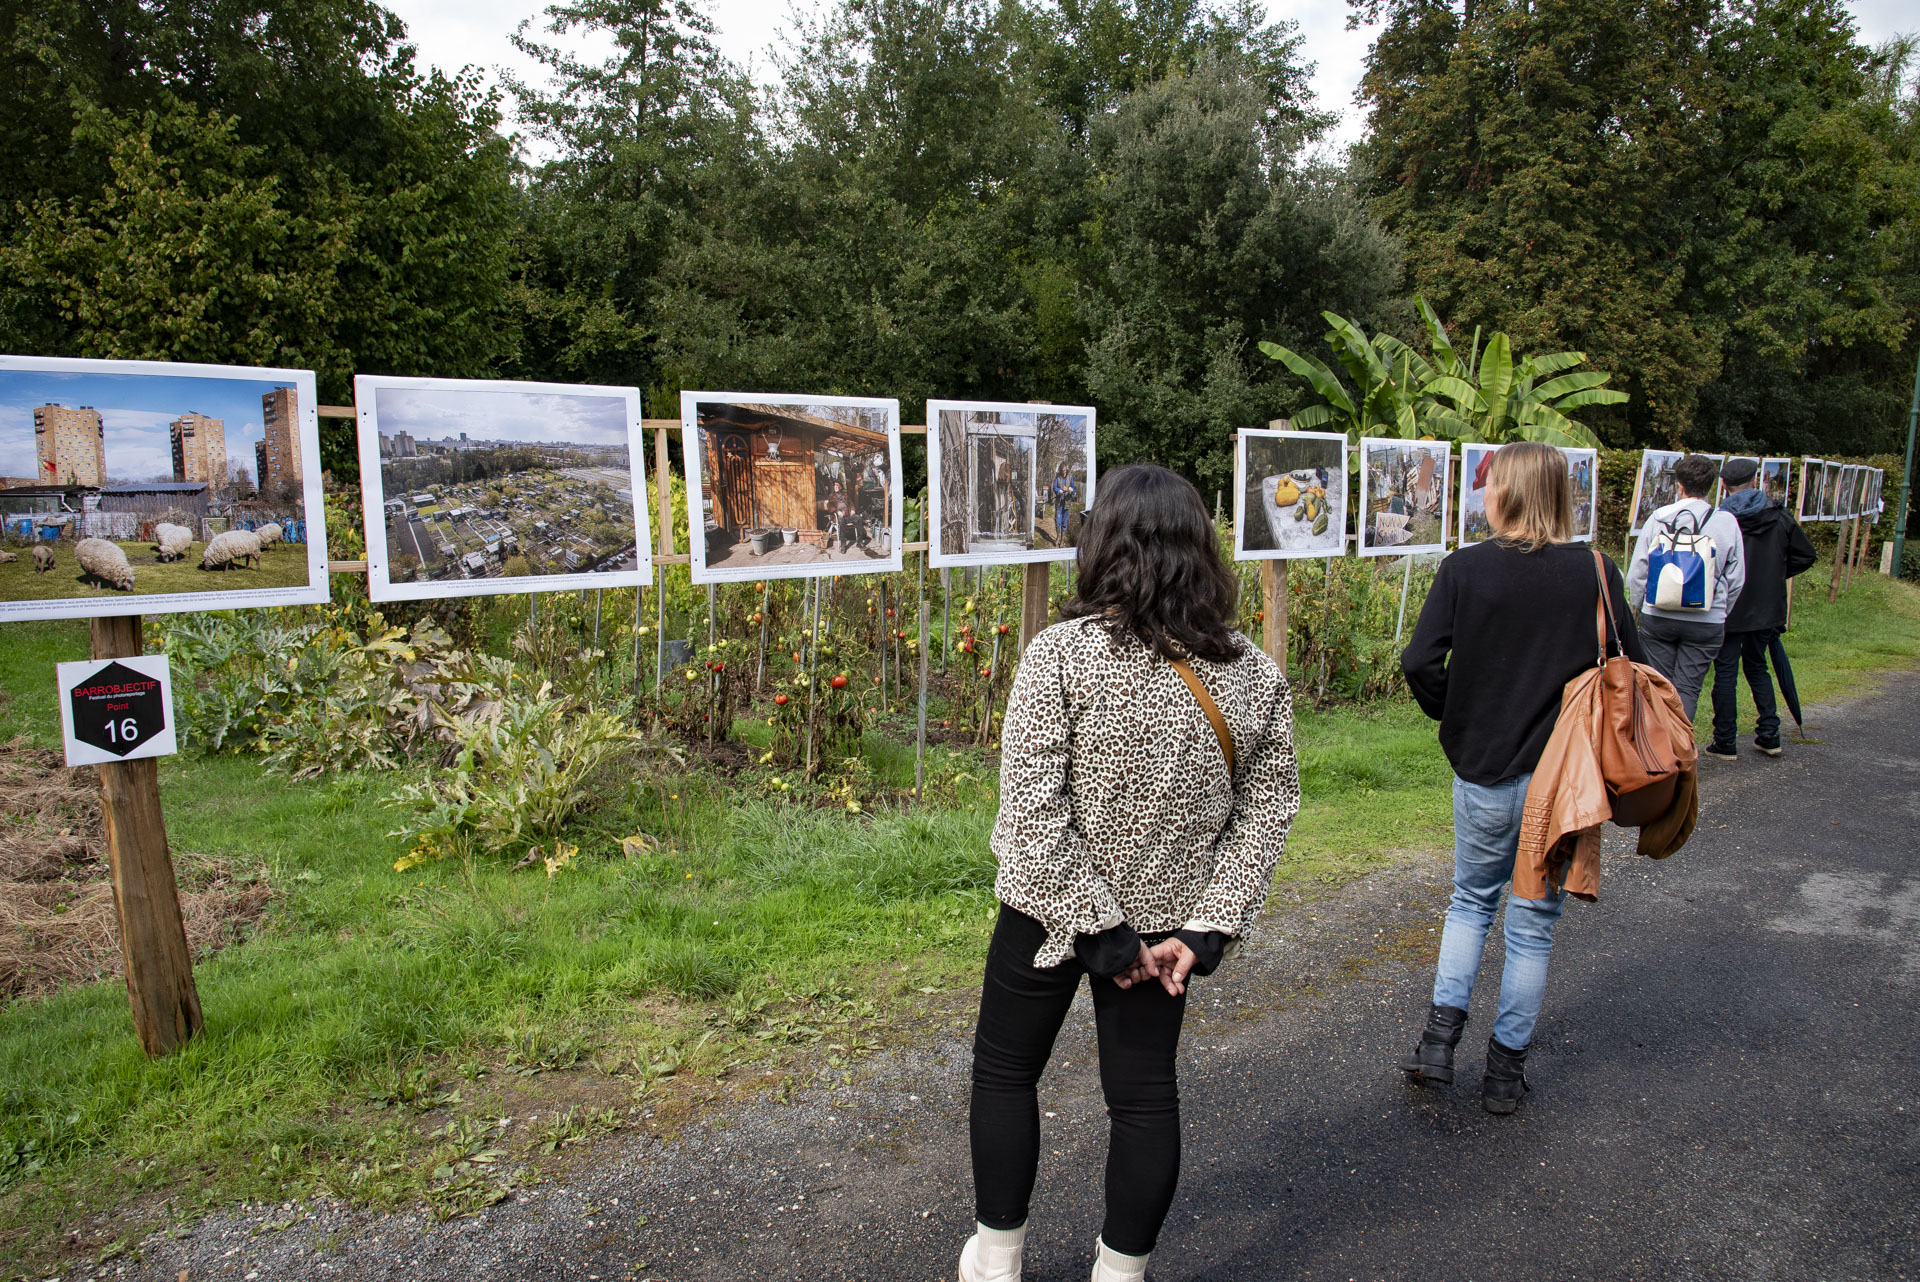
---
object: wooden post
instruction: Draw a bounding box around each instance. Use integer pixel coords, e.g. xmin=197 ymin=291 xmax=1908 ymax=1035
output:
xmin=1019 ymin=561 xmax=1050 ymax=655
xmin=1827 ymin=522 xmax=1846 ymax=603
xmin=1848 ymin=510 xmax=1868 ymax=588
xmin=90 ymin=616 xmax=202 ymax=1057
xmin=1261 ymin=560 xmax=1287 ymax=675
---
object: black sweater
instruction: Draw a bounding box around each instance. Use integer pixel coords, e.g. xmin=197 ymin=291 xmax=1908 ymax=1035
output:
xmin=1400 ymin=541 xmax=1646 ymax=786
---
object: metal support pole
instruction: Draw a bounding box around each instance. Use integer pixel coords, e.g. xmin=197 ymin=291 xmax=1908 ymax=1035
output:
xmin=1894 ymin=344 xmax=1920 ymax=572
xmin=1393 ymin=554 xmax=1415 ymax=645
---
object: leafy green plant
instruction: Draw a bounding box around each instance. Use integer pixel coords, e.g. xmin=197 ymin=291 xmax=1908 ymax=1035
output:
xmin=385 ymin=682 xmax=671 ymax=870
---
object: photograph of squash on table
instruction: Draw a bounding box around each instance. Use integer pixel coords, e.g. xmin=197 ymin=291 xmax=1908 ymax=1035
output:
xmin=1233 ymin=428 xmax=1347 ymax=559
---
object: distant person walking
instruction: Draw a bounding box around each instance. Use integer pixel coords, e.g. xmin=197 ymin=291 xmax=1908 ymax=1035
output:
xmin=1706 ymin=458 xmax=1817 ymax=760
xmin=1050 ymin=462 xmax=1077 ymax=543
xmin=959 ymin=464 xmax=1298 ymax=1282
xmin=1627 ymin=454 xmax=1745 ymax=720
xmin=1398 ymin=443 xmax=1646 ymax=1113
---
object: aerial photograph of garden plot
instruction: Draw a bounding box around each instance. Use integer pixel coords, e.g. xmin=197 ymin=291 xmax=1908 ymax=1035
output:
xmin=355 ymin=377 xmax=650 ymax=601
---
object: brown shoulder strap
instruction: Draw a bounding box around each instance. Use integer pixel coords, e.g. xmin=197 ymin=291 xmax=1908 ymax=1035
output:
xmin=1591 ymin=548 xmax=1620 ymax=666
xmin=1169 ymin=659 xmax=1234 ymax=778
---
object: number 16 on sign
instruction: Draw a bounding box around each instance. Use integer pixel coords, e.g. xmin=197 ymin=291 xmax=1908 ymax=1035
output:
xmin=57 ymin=654 xmax=178 ymax=767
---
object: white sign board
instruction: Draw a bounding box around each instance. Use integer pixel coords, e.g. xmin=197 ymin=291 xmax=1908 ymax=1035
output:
xmin=57 ymin=654 xmax=177 ymax=766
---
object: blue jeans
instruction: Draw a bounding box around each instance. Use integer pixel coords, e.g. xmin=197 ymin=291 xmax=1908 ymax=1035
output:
xmin=1432 ymin=774 xmax=1567 ymax=1049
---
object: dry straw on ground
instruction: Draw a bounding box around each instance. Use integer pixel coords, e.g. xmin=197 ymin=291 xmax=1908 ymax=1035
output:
xmin=0 ymin=736 xmax=273 ymax=999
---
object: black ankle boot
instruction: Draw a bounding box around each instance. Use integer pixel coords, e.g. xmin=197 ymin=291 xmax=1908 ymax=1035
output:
xmin=1482 ymin=1036 xmax=1529 ymax=1114
xmin=1398 ymin=1004 xmax=1468 ymax=1084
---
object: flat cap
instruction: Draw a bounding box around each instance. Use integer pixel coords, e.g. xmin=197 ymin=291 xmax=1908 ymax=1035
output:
xmin=1720 ymin=457 xmax=1758 ymax=485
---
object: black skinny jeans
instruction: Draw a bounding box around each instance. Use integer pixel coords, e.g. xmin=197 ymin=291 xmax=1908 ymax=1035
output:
xmin=970 ymin=903 xmax=1188 ymax=1256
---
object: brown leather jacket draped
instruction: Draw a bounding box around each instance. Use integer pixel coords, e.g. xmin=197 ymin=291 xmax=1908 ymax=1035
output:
xmin=1515 ymin=663 xmax=1699 ymax=901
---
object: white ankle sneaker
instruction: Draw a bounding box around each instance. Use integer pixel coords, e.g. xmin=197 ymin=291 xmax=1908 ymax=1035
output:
xmin=1090 ymin=1236 xmax=1149 ymax=1281
xmin=959 ymin=1221 xmax=1026 ymax=1282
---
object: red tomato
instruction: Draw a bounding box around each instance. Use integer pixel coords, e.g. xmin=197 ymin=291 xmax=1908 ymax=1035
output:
xmin=830 ymin=674 xmax=849 ymax=689
xmin=997 ymin=623 xmax=1009 ymax=635
xmin=774 ymin=693 xmax=789 ymax=706
xmin=792 ymin=651 xmax=802 ymax=662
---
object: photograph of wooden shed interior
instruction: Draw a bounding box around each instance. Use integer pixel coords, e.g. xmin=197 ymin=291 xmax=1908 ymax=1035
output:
xmin=682 ymin=394 xmax=901 ymax=581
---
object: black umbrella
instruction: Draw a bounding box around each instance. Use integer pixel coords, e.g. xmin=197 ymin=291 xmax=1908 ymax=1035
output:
xmin=1768 ymin=631 xmax=1805 ymax=730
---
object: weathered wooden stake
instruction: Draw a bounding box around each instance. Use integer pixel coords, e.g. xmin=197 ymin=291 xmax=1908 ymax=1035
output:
xmin=90 ymin=615 xmax=202 ymax=1057
xmin=1827 ymin=523 xmax=1846 ymax=603
xmin=1019 ymin=560 xmax=1050 ymax=655
xmin=1261 ymin=559 xmax=1288 ymax=675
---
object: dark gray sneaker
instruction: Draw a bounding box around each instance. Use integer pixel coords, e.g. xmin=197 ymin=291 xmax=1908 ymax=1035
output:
xmin=1704 ymin=742 xmax=1738 ymax=761
xmin=1754 ymin=737 xmax=1784 ymax=757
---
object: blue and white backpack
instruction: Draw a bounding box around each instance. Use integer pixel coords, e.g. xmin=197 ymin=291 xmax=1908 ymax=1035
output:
xmin=1648 ymin=507 xmax=1717 ymax=612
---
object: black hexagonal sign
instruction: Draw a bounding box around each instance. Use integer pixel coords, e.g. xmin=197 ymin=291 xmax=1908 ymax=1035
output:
xmin=68 ymin=660 xmax=167 ymax=758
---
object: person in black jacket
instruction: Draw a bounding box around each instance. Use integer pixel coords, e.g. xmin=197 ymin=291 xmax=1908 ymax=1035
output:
xmin=1397 ymin=443 xmax=1644 ymax=1114
xmin=1706 ymin=458 xmax=1818 ymax=759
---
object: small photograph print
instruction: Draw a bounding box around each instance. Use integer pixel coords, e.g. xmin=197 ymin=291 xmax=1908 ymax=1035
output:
xmin=928 ymin=401 xmax=1094 ymax=567
xmin=355 ymin=377 xmax=652 ymax=603
xmin=1870 ymin=469 xmax=1885 ymax=514
xmin=0 ymin=355 xmax=327 ymax=622
xmin=683 ymin=393 xmax=902 ymax=583
xmin=1358 ymin=437 xmax=1449 ymax=556
xmin=1760 ymin=458 xmax=1791 ymax=509
xmin=1820 ymin=462 xmax=1843 ymax=519
xmin=1629 ymin=450 xmax=1685 ymax=534
xmin=1234 ymin=429 xmax=1347 ymax=560
xmin=1841 ymin=466 xmax=1863 ymax=518
xmin=1457 ymin=442 xmax=1502 ymax=547
xmin=1798 ymin=459 xmax=1824 ymax=521
xmin=1562 ymin=447 xmax=1599 ymax=541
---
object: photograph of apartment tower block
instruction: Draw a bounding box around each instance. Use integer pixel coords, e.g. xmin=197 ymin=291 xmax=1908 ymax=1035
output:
xmin=33 ymin=404 xmax=107 ymax=486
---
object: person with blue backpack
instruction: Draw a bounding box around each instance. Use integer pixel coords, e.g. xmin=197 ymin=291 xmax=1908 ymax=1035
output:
xmin=1626 ymin=454 xmax=1746 ymax=720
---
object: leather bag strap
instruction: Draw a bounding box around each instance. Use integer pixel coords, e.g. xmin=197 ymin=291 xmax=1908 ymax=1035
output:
xmin=1170 ymin=659 xmax=1234 ymax=778
xmin=1592 ymin=549 xmax=1621 ymax=668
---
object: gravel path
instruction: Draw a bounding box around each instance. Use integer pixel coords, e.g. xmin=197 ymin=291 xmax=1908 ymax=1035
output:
xmin=116 ymin=671 xmax=1920 ymax=1282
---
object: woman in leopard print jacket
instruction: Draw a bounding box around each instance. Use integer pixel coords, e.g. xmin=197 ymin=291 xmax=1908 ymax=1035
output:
xmin=957 ymin=464 xmax=1300 ymax=1282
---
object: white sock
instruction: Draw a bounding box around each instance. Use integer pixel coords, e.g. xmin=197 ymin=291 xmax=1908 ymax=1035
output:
xmin=1092 ymin=1236 xmax=1149 ymax=1282
xmin=962 ymin=1221 xmax=1027 ymax=1282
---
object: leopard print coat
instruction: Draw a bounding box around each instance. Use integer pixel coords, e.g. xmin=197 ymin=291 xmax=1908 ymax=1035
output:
xmin=991 ymin=615 xmax=1300 ymax=968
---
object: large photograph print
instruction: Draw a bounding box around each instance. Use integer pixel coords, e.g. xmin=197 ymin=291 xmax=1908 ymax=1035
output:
xmin=1358 ymin=437 xmax=1449 ymax=556
xmin=1234 ymin=429 xmax=1346 ymax=560
xmin=1628 ymin=449 xmax=1684 ymax=534
xmin=928 ymin=400 xmax=1094 ymax=567
xmin=1797 ymin=458 xmax=1824 ymax=521
xmin=355 ymin=376 xmax=652 ymax=603
xmin=1760 ymin=457 xmax=1791 ymax=510
xmin=0 ymin=355 xmax=327 ymax=622
xmin=1563 ymin=447 xmax=1600 ymax=541
xmin=683 ymin=393 xmax=902 ymax=583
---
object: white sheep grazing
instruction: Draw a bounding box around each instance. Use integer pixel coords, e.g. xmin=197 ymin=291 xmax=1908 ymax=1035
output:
xmin=200 ymin=529 xmax=263 ymax=570
xmin=32 ymin=545 xmax=54 ymax=574
xmin=0 ymin=550 xmax=16 ymax=564
xmin=152 ymin=522 xmax=194 ymax=563
xmin=74 ymin=537 xmax=137 ymax=591
xmin=254 ymin=522 xmax=283 ymax=551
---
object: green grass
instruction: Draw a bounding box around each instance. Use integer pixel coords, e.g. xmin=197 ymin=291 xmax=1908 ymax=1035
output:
xmin=0 ymin=539 xmax=310 ymax=603
xmin=1 ymin=566 xmax=1915 ymax=1267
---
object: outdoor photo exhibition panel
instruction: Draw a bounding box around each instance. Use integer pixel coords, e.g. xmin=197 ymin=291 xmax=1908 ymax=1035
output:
xmin=1564 ymin=447 xmax=1600 ymax=541
xmin=0 ymin=355 xmax=327 ymax=622
xmin=354 ymin=376 xmax=652 ymax=603
xmin=682 ymin=392 xmax=903 ymax=585
xmin=1233 ymin=429 xmax=1348 ymax=560
xmin=1628 ymin=449 xmax=1684 ymax=534
xmin=1358 ymin=437 xmax=1450 ymax=557
xmin=1457 ymin=442 xmax=1500 ymax=547
xmin=1761 ymin=457 xmax=1792 ymax=509
xmin=1821 ymin=461 xmax=1844 ymax=519
xmin=1798 ymin=458 xmax=1824 ymax=521
xmin=927 ymin=400 xmax=1095 ymax=568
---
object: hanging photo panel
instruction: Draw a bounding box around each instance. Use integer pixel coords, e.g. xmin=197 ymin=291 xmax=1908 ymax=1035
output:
xmin=928 ymin=400 xmax=1094 ymax=567
xmin=1358 ymin=438 xmax=1449 ymax=557
xmin=355 ymin=376 xmax=652 ymax=602
xmin=1797 ymin=458 xmax=1824 ymax=521
xmin=1694 ymin=453 xmax=1727 ymax=507
xmin=1233 ymin=429 xmax=1348 ymax=560
xmin=0 ymin=355 xmax=328 ymax=622
xmin=1820 ymin=461 xmax=1844 ymax=519
xmin=1457 ymin=442 xmax=1502 ymax=547
xmin=682 ymin=393 xmax=902 ymax=584
xmin=1563 ymin=447 xmax=1600 ymax=542
xmin=1760 ymin=457 xmax=1791 ymax=510
xmin=1628 ymin=449 xmax=1685 ymax=534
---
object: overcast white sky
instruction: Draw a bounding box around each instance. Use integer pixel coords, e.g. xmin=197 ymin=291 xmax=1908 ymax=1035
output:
xmin=371 ymin=385 xmax=631 ymax=446
xmin=386 ymin=0 xmax=1915 ymax=156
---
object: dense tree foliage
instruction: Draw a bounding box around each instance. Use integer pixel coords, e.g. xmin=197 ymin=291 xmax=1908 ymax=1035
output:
xmin=1 ymin=0 xmax=1913 ymax=483
xmin=1356 ymin=0 xmax=1920 ymax=455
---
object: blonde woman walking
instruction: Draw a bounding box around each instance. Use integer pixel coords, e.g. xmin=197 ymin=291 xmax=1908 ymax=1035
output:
xmin=958 ymin=464 xmax=1300 ymax=1282
xmin=1398 ymin=443 xmax=1646 ymax=1113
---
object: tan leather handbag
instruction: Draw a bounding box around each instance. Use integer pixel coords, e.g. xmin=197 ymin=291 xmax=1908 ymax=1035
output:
xmin=1588 ymin=550 xmax=1691 ymax=826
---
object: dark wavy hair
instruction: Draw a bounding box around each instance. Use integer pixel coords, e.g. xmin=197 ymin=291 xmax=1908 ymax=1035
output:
xmin=1062 ymin=463 xmax=1243 ymax=663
